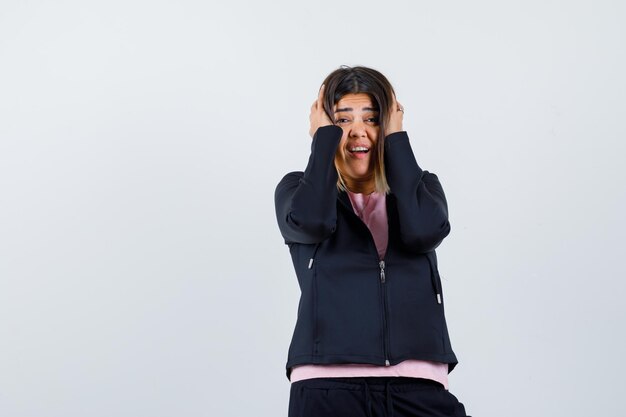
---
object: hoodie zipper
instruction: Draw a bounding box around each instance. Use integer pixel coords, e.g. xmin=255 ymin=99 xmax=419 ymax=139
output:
xmin=379 ymin=259 xmax=391 ymax=366
xmin=340 ymin=195 xmax=391 ymax=366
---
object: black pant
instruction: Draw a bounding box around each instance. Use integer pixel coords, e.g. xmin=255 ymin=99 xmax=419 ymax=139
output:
xmin=288 ymin=377 xmax=470 ymax=417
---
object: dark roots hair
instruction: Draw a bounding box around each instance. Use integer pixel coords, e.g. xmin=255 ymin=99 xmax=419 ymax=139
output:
xmin=320 ymin=65 xmax=396 ymax=194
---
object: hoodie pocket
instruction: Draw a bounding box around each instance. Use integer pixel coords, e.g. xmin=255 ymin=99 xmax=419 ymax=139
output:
xmin=425 ymin=251 xmax=442 ymax=305
xmin=307 ymin=243 xmax=321 ymax=355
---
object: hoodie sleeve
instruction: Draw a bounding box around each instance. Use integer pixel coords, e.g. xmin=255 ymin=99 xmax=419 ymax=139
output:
xmin=274 ymin=125 xmax=343 ymax=244
xmin=384 ymin=131 xmax=451 ymax=253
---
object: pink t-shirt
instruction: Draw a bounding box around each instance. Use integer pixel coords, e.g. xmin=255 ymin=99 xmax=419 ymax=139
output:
xmin=289 ymin=191 xmax=450 ymax=389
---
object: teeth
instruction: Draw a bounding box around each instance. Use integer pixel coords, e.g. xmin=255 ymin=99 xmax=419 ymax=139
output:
xmin=350 ymin=146 xmax=369 ymax=152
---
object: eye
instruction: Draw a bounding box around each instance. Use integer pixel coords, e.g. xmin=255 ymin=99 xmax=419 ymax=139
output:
xmin=367 ymin=117 xmax=380 ymax=124
xmin=335 ymin=118 xmax=349 ymax=124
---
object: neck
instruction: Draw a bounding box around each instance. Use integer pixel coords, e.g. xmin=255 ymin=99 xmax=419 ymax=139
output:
xmin=343 ymin=174 xmax=375 ymax=194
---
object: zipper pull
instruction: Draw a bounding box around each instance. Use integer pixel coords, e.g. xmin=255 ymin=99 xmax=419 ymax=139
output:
xmin=379 ymin=260 xmax=386 ymax=283
xmin=385 ymin=359 xmax=390 ymax=366
xmin=436 ymin=271 xmax=442 ymax=304
xmin=309 ymin=243 xmax=321 ymax=270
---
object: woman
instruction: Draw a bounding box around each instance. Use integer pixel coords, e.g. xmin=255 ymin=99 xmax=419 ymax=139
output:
xmin=275 ymin=66 xmax=470 ymax=417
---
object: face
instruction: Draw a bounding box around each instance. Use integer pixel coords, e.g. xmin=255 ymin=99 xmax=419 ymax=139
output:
xmin=333 ymin=93 xmax=380 ymax=184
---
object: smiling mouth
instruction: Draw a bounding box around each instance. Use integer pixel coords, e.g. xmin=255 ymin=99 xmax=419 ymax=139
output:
xmin=349 ymin=146 xmax=370 ymax=154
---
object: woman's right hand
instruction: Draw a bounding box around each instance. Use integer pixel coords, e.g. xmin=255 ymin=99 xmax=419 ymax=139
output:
xmin=309 ymin=84 xmax=333 ymax=138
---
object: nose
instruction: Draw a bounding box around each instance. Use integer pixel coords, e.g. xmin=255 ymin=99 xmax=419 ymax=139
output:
xmin=349 ymin=119 xmax=367 ymax=137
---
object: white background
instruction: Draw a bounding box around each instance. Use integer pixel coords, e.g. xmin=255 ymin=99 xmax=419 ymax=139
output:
xmin=1 ymin=1 xmax=625 ymax=416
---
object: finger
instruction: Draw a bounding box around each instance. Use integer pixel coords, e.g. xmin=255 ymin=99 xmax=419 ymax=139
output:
xmin=395 ymin=96 xmax=405 ymax=114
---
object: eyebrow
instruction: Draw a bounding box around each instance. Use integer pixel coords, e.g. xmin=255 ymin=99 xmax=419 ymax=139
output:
xmin=334 ymin=107 xmax=379 ymax=113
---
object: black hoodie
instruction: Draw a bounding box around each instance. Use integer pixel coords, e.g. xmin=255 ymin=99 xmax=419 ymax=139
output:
xmin=275 ymin=125 xmax=458 ymax=381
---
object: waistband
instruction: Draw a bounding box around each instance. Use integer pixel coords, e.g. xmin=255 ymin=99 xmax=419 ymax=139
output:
xmin=292 ymin=376 xmax=443 ymax=391
xmin=291 ymin=376 xmax=445 ymax=417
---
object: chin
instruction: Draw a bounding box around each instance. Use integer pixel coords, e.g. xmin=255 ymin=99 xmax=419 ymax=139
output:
xmin=353 ymin=165 xmax=374 ymax=177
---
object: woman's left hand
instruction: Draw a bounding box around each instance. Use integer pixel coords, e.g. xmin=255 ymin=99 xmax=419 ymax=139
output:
xmin=385 ymin=94 xmax=404 ymax=136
